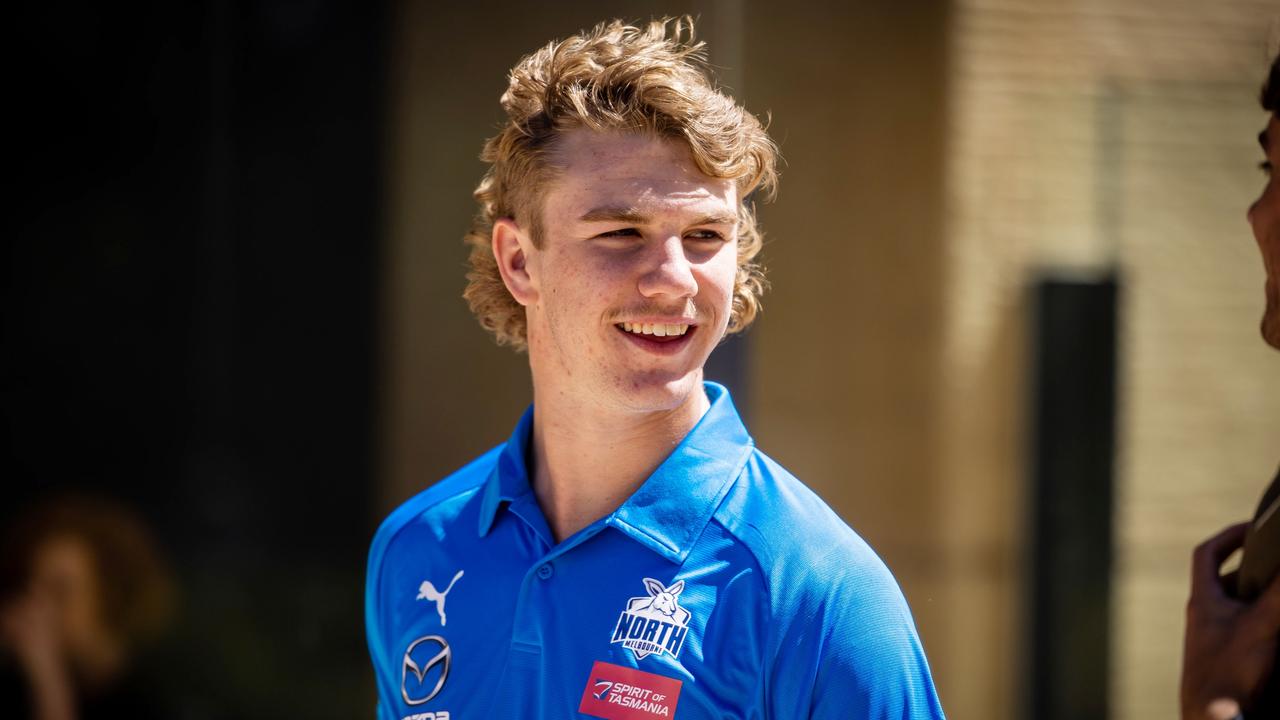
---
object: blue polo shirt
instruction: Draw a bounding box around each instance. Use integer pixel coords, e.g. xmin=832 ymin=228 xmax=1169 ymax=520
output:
xmin=366 ymin=382 xmax=945 ymax=720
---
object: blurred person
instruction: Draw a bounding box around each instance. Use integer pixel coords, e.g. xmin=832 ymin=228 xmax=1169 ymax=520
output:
xmin=365 ymin=17 xmax=944 ymax=720
xmin=1179 ymin=54 xmax=1280 ymax=720
xmin=0 ymin=495 xmax=173 ymax=720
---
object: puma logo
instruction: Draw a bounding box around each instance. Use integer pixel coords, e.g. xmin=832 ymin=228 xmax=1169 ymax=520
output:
xmin=416 ymin=570 xmax=464 ymax=626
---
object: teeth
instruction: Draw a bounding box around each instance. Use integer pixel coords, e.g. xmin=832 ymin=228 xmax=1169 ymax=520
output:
xmin=619 ymin=323 xmax=691 ymax=336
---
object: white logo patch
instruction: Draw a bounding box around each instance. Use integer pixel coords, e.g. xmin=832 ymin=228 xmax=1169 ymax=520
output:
xmin=416 ymin=570 xmax=464 ymax=626
xmin=610 ymin=578 xmax=691 ymax=660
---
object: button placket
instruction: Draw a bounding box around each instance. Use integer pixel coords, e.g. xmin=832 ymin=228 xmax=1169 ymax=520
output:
xmin=508 ymin=523 xmax=605 ymax=655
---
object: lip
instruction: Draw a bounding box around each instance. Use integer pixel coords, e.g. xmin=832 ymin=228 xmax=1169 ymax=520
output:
xmin=614 ymin=323 xmax=698 ymax=356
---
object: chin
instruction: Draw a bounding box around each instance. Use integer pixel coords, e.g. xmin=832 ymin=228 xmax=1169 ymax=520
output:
xmin=1263 ymin=313 xmax=1280 ymax=351
xmin=611 ymin=369 xmax=704 ymax=412
xmin=1264 ymin=282 xmax=1280 ymax=350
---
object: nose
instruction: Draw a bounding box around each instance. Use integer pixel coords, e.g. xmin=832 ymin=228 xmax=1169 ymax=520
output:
xmin=1248 ymin=196 xmax=1260 ymax=226
xmin=637 ymin=235 xmax=698 ymax=299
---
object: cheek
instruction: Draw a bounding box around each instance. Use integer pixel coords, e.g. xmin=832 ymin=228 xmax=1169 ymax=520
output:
xmin=538 ymin=253 xmax=621 ymax=332
xmin=35 ymin=559 xmax=100 ymax=639
xmin=557 ymin=253 xmax=638 ymax=304
xmin=702 ymin=247 xmax=739 ymax=302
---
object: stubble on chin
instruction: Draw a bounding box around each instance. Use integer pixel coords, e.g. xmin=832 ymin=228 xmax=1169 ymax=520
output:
xmin=607 ymin=368 xmax=703 ymax=413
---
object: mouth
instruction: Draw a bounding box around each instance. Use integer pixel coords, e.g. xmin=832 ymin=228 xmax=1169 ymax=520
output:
xmin=613 ymin=321 xmax=698 ymax=356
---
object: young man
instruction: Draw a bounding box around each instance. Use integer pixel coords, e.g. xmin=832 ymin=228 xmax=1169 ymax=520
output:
xmin=365 ymin=18 xmax=945 ymax=720
xmin=1179 ymin=55 xmax=1280 ymax=720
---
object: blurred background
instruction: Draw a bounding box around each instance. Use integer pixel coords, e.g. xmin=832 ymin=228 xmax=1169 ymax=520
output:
xmin=4 ymin=1 xmax=1278 ymax=718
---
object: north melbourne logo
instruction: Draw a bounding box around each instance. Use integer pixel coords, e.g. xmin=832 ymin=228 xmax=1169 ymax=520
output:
xmin=610 ymin=578 xmax=690 ymax=660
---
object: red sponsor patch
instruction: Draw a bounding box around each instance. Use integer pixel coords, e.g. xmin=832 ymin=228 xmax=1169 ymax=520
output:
xmin=578 ymin=660 xmax=683 ymax=719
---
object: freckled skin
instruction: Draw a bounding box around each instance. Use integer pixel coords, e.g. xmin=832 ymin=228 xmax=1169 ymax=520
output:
xmin=526 ymin=130 xmax=739 ymax=415
xmin=1248 ymin=114 xmax=1280 ymax=349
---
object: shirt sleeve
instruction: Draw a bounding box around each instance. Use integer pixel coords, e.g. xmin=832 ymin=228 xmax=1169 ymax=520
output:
xmin=366 ymin=518 xmax=403 ymax=720
xmin=767 ymin=547 xmax=946 ymax=719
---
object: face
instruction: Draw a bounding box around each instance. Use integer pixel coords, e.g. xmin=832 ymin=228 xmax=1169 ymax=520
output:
xmin=497 ymin=129 xmax=740 ymax=414
xmin=29 ymin=535 xmax=120 ymax=679
xmin=1248 ymin=113 xmax=1280 ymax=349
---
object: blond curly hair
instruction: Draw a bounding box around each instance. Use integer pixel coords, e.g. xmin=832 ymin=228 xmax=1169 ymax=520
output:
xmin=463 ymin=16 xmax=779 ymax=351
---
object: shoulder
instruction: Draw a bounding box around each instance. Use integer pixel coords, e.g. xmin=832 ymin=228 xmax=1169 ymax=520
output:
xmin=712 ymin=449 xmax=944 ymax=717
xmin=364 ymin=444 xmax=501 ymax=670
xmin=367 ymin=444 xmax=502 ymax=577
xmin=713 ymin=448 xmax=907 ymax=612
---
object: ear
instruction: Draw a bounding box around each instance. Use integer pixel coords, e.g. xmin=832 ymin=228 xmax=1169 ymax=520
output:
xmin=643 ymin=578 xmax=665 ymax=597
xmin=492 ymin=217 xmax=537 ymax=306
xmin=667 ymin=580 xmax=684 ymax=597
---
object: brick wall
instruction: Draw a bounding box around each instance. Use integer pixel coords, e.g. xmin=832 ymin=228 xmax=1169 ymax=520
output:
xmin=945 ymin=2 xmax=1280 ymax=717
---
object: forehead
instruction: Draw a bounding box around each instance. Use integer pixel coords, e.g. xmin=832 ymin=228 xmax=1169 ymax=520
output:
xmin=544 ymin=129 xmax=738 ymax=219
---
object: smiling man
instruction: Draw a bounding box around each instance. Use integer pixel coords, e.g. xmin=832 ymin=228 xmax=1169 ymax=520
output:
xmin=365 ymin=18 xmax=944 ymax=720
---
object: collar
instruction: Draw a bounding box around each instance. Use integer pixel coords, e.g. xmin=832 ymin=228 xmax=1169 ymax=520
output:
xmin=476 ymin=381 xmax=755 ymax=564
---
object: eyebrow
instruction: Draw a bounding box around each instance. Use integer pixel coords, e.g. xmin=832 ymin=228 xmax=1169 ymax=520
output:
xmin=1260 ymin=130 xmax=1270 ymax=152
xmin=577 ymin=205 xmax=738 ymax=227
xmin=579 ymin=206 xmax=648 ymax=224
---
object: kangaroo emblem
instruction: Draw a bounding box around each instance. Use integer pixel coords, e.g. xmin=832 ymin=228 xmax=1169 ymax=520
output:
xmin=631 ymin=578 xmax=689 ymax=623
xmin=416 ymin=570 xmax=464 ymax=626
xmin=611 ymin=577 xmax=693 ymax=660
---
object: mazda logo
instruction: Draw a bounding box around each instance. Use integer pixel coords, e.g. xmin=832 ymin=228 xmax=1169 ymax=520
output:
xmin=401 ymin=635 xmax=451 ymax=705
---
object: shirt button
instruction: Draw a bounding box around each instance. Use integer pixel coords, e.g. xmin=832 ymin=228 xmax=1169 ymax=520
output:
xmin=536 ymin=563 xmax=554 ymax=580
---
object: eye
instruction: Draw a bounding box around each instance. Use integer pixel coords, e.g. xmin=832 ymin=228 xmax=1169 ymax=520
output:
xmin=1261 ymin=160 xmax=1274 ymax=176
xmin=594 ymin=228 xmax=641 ymax=239
xmin=684 ymin=229 xmax=725 ymax=242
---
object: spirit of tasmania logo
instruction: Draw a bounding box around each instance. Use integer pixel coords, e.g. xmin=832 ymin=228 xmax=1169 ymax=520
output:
xmin=610 ymin=578 xmax=691 ymax=660
xmin=578 ymin=660 xmax=682 ymax=719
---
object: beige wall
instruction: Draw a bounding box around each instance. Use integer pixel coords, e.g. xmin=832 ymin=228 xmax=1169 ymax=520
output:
xmin=741 ymin=0 xmax=956 ymax=709
xmin=946 ymin=2 xmax=1280 ymax=718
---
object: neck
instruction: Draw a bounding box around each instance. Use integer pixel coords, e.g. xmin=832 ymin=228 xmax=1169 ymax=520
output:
xmin=529 ymin=379 xmax=711 ymax=543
